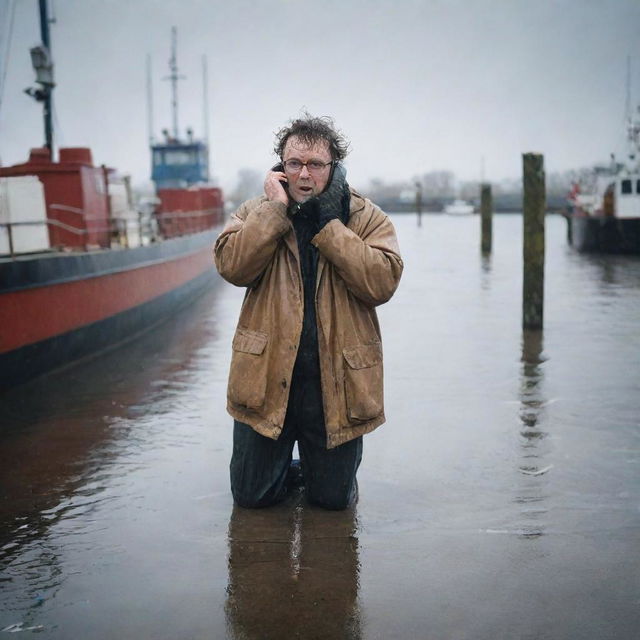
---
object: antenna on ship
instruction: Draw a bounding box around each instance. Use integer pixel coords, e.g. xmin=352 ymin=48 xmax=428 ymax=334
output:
xmin=625 ymin=55 xmax=631 ymax=125
xmin=24 ymin=0 xmax=56 ymax=158
xmin=146 ymin=53 xmax=154 ymax=145
xmin=164 ymin=26 xmax=185 ymax=140
xmin=624 ymin=56 xmax=640 ymax=161
xmin=202 ymin=54 xmax=210 ymax=182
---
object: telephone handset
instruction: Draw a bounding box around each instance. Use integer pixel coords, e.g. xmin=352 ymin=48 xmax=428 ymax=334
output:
xmin=271 ymin=163 xmax=289 ymax=193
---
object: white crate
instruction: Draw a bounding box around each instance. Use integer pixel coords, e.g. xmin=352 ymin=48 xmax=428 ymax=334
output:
xmin=0 ymin=176 xmax=50 ymax=254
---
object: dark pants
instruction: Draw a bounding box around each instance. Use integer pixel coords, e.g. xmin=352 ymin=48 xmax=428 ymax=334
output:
xmin=230 ymin=374 xmax=362 ymax=510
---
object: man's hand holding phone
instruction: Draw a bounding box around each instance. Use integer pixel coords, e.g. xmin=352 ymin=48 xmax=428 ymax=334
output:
xmin=264 ymin=165 xmax=289 ymax=206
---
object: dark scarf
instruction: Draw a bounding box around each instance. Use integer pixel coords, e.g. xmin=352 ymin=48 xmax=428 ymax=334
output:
xmin=288 ymin=164 xmax=350 ymax=380
xmin=289 ymin=162 xmax=351 ymax=229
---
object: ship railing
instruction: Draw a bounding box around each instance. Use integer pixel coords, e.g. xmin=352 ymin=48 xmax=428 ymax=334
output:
xmin=49 ymin=203 xmax=160 ymax=249
xmin=0 ymin=218 xmax=93 ymax=257
xmin=0 ymin=217 xmax=149 ymax=258
xmin=0 ymin=207 xmax=223 ymax=258
xmin=50 ymin=204 xmax=141 ymax=223
xmin=154 ymin=207 xmax=223 ymax=239
xmin=49 ymin=204 xmax=104 ymax=220
xmin=48 ymin=203 xmax=222 ymax=240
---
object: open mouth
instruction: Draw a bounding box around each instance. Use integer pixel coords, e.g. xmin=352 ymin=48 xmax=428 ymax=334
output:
xmin=299 ymin=186 xmax=312 ymax=193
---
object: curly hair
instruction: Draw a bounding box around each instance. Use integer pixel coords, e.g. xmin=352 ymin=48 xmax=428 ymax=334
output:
xmin=274 ymin=113 xmax=350 ymax=162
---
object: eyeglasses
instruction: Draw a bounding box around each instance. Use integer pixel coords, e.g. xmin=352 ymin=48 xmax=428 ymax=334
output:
xmin=283 ymin=159 xmax=333 ymax=175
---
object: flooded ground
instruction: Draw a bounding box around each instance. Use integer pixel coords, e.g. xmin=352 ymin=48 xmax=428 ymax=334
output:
xmin=1 ymin=213 xmax=639 ymax=639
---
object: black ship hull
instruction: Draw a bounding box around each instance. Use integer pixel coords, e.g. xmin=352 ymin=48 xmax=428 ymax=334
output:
xmin=569 ymin=216 xmax=640 ymax=254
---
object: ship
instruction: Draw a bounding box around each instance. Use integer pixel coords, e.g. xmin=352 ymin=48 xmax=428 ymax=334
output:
xmin=0 ymin=6 xmax=223 ymax=392
xmin=443 ymin=199 xmax=475 ymax=215
xmin=566 ymin=100 xmax=640 ymax=254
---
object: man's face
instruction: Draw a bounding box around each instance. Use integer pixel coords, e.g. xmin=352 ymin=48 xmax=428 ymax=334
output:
xmin=282 ymin=136 xmax=333 ymax=204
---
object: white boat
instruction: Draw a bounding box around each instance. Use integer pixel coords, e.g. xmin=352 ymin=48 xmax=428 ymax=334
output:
xmin=566 ymin=101 xmax=640 ymax=253
xmin=443 ymin=199 xmax=474 ymax=215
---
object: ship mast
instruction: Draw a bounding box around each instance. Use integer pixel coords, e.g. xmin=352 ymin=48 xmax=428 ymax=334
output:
xmin=25 ymin=0 xmax=55 ymax=157
xmin=202 ymin=54 xmax=210 ymax=182
xmin=164 ymin=26 xmax=184 ymax=140
xmin=151 ymin=29 xmax=210 ymax=188
xmin=625 ymin=55 xmax=631 ymax=125
xmin=146 ymin=54 xmax=154 ymax=145
xmin=625 ymin=57 xmax=640 ymax=161
xmin=202 ymin=55 xmax=210 ymax=151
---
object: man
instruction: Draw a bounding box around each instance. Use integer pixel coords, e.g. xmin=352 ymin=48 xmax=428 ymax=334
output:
xmin=214 ymin=114 xmax=402 ymax=510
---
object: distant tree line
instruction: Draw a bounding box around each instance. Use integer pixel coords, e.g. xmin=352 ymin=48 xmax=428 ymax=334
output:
xmin=223 ymin=166 xmax=593 ymax=213
xmin=360 ymin=169 xmax=590 ymax=213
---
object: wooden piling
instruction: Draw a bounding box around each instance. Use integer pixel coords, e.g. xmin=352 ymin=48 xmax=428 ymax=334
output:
xmin=480 ymin=183 xmax=492 ymax=254
xmin=522 ymin=153 xmax=545 ymax=330
xmin=564 ymin=211 xmax=573 ymax=246
xmin=415 ymin=181 xmax=423 ymax=227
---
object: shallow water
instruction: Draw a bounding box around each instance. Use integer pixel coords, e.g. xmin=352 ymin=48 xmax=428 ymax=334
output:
xmin=1 ymin=214 xmax=639 ymax=639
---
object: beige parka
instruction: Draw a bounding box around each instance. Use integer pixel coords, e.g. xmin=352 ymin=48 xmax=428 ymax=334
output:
xmin=214 ymin=190 xmax=403 ymax=448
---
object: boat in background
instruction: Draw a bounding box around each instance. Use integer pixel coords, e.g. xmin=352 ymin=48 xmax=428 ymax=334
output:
xmin=566 ymin=101 xmax=640 ymax=254
xmin=443 ymin=199 xmax=474 ymax=215
xmin=0 ymin=7 xmax=223 ymax=392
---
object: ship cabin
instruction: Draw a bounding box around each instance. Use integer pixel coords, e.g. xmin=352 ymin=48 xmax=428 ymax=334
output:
xmin=151 ymin=129 xmax=209 ymax=190
xmin=617 ymin=171 xmax=640 ymax=218
xmin=149 ymin=130 xmax=223 ymax=240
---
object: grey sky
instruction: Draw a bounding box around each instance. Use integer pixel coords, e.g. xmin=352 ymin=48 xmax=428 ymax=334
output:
xmin=1 ymin=0 xmax=639 ymax=193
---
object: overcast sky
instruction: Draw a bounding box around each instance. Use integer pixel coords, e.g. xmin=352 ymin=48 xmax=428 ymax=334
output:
xmin=1 ymin=0 xmax=639 ymax=193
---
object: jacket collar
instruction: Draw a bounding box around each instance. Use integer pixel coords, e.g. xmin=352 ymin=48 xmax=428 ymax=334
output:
xmin=281 ymin=188 xmax=366 ymax=261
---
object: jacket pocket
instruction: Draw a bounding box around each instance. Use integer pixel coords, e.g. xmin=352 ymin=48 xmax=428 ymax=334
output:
xmin=343 ymin=342 xmax=383 ymax=422
xmin=228 ymin=327 xmax=269 ymax=410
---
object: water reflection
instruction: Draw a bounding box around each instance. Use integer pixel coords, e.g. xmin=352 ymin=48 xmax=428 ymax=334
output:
xmin=1 ymin=292 xmax=214 ymax=534
xmin=225 ymin=494 xmax=361 ymax=640
xmin=0 ymin=286 xmax=222 ymax=619
xmin=569 ymin=251 xmax=640 ymax=289
xmin=480 ymin=254 xmax=492 ymax=290
xmin=515 ymin=329 xmax=550 ymax=539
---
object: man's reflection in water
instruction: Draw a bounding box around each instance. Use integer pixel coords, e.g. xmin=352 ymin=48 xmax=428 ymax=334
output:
xmin=225 ymin=491 xmax=361 ymax=640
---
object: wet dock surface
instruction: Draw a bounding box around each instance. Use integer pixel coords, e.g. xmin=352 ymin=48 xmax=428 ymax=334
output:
xmin=1 ymin=214 xmax=639 ymax=639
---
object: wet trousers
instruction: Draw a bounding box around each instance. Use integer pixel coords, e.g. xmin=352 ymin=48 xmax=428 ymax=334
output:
xmin=230 ymin=373 xmax=362 ymax=510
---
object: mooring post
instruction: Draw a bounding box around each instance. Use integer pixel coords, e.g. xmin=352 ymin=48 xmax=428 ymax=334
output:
xmin=522 ymin=153 xmax=545 ymax=330
xmin=564 ymin=210 xmax=573 ymax=246
xmin=480 ymin=183 xmax=492 ymax=254
xmin=415 ymin=181 xmax=423 ymax=227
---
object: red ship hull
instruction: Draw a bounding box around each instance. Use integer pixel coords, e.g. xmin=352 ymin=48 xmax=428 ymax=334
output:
xmin=0 ymin=229 xmax=220 ymax=391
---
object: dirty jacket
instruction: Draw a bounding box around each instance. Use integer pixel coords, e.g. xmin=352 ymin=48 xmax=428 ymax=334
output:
xmin=214 ymin=190 xmax=403 ymax=448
